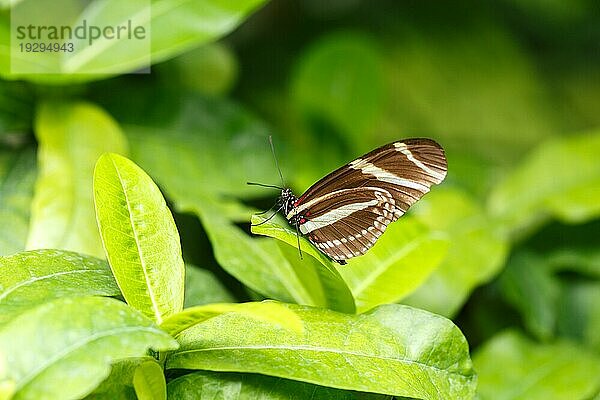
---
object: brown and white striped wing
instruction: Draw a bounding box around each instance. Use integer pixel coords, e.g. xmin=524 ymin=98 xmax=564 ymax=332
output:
xmin=291 ymin=138 xmax=447 ymax=262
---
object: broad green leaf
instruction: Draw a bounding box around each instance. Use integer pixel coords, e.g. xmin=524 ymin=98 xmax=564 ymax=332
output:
xmin=195 ymin=200 xmax=314 ymax=307
xmin=85 ymin=358 xmax=151 ymax=400
xmin=0 ymin=249 xmax=120 ymax=327
xmin=489 ymin=131 xmax=600 ymax=236
xmin=27 ymin=102 xmax=128 ymax=258
xmin=404 ymin=188 xmax=509 ymax=317
xmin=498 ymin=252 xmax=560 ymax=340
xmin=160 ymin=301 xmax=303 ymax=338
xmin=184 ymin=264 xmax=235 ymax=308
xmin=251 ymin=214 xmax=356 ymax=313
xmin=291 ymin=32 xmax=384 ymax=149
xmin=2 ymin=0 xmax=266 ymax=83
xmin=167 ymin=371 xmax=393 ymax=400
xmin=0 ymin=147 xmax=36 ymax=256
xmin=93 ymin=153 xmax=185 ymax=324
xmin=474 ymin=330 xmax=600 ymax=400
xmin=166 ymin=302 xmax=477 ymax=399
xmin=0 ymin=296 xmax=178 ymax=400
xmin=337 ymin=218 xmax=448 ymax=313
xmin=133 ymin=360 xmax=166 ymax=400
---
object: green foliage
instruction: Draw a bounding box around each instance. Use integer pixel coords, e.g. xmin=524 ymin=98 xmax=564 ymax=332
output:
xmin=167 ymin=371 xmax=392 ymax=400
xmin=94 ymin=153 xmax=185 ymax=324
xmin=0 ymin=249 xmax=120 ymax=327
xmin=473 ymin=330 xmax=600 ymax=400
xmin=489 ymin=131 xmax=600 ymax=237
xmin=167 ymin=303 xmax=476 ymax=399
xmin=1 ymin=0 xmax=267 ymax=82
xmin=1 ymin=1 xmax=600 ymax=398
xmin=0 ymin=296 xmax=177 ymax=400
xmin=0 ymin=148 xmax=35 ymax=256
xmin=27 ymin=102 xmax=128 ymax=257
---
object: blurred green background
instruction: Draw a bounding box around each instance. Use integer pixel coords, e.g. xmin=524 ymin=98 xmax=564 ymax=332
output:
xmin=1 ymin=0 xmax=600 ymax=398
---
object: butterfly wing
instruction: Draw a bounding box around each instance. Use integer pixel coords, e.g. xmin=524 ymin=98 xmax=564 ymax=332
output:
xmin=289 ymin=138 xmax=447 ymax=263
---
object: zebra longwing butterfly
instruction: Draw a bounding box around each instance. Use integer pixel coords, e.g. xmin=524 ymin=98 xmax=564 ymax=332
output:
xmin=253 ymin=138 xmax=447 ymax=265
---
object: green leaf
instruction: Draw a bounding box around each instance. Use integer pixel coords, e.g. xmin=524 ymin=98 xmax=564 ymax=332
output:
xmin=84 ymin=358 xmax=150 ymax=400
xmin=291 ymin=32 xmax=384 ymax=148
xmin=0 ymin=249 xmax=120 ymax=327
xmin=160 ymin=301 xmax=304 ymax=338
xmin=184 ymin=264 xmax=235 ymax=308
xmin=27 ymin=102 xmax=128 ymax=258
xmin=0 ymin=147 xmax=36 ymax=256
xmin=498 ymin=252 xmax=560 ymax=340
xmin=166 ymin=302 xmax=477 ymax=399
xmin=3 ymin=0 xmax=267 ymax=83
xmin=474 ymin=330 xmax=600 ymax=400
xmin=195 ymin=200 xmax=316 ymax=308
xmin=0 ymin=296 xmax=178 ymax=400
xmin=133 ymin=360 xmax=166 ymax=400
xmin=167 ymin=371 xmax=393 ymax=400
xmin=404 ymin=188 xmax=509 ymax=317
xmin=489 ymin=131 xmax=600 ymax=237
xmin=337 ymin=218 xmax=448 ymax=313
xmin=250 ymin=214 xmax=356 ymax=313
xmin=93 ymin=153 xmax=185 ymax=324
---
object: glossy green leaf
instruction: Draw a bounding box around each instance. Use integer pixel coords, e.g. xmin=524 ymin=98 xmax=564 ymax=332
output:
xmin=184 ymin=264 xmax=235 ymax=308
xmin=0 ymin=249 xmax=120 ymax=327
xmin=0 ymin=147 xmax=36 ymax=256
xmin=0 ymin=296 xmax=178 ymax=400
xmin=474 ymin=330 xmax=600 ymax=400
xmin=27 ymin=102 xmax=128 ymax=258
xmin=166 ymin=302 xmax=477 ymax=399
xmin=94 ymin=153 xmax=185 ymax=324
xmin=251 ymin=214 xmax=356 ymax=313
xmin=84 ymin=358 xmax=151 ymax=400
xmin=133 ymin=360 xmax=166 ymax=400
xmin=160 ymin=301 xmax=303 ymax=338
xmin=489 ymin=131 xmax=600 ymax=236
xmin=291 ymin=32 xmax=383 ymax=148
xmin=499 ymin=252 xmax=560 ymax=340
xmin=337 ymin=218 xmax=448 ymax=313
xmin=404 ymin=188 xmax=509 ymax=317
xmin=3 ymin=0 xmax=267 ymax=83
xmin=167 ymin=371 xmax=393 ymax=400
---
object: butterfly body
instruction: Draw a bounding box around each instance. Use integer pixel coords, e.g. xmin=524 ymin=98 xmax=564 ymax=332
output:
xmin=276 ymin=138 xmax=447 ymax=265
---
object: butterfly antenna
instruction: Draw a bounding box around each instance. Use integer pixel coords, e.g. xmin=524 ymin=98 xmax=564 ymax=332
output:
xmin=269 ymin=135 xmax=285 ymax=188
xmin=247 ymin=182 xmax=283 ymax=190
xmin=295 ymin=222 xmax=303 ymax=260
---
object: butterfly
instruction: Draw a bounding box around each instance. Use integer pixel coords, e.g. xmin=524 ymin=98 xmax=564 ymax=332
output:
xmin=250 ymin=138 xmax=447 ymax=265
